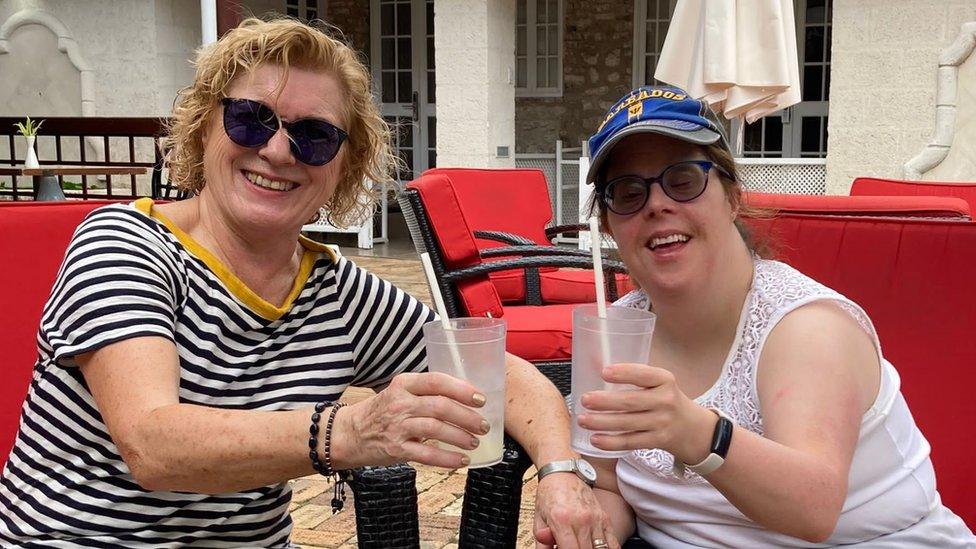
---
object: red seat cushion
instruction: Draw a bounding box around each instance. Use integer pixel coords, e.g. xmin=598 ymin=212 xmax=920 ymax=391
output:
xmin=745 ymin=191 xmax=971 ymax=218
xmin=539 ymin=270 xmax=634 ymax=304
xmin=0 ymin=200 xmax=117 ymax=465
xmin=491 ymin=269 xmax=633 ymax=304
xmin=502 ymin=303 xmax=578 ymax=361
xmin=850 ymin=177 xmax=976 ymax=213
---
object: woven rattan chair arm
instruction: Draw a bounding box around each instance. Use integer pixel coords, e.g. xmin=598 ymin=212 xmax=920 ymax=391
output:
xmin=458 ymin=434 xmax=534 ymax=547
xmin=479 ymin=245 xmax=598 ymax=259
xmin=349 ymin=464 xmax=419 ymax=548
xmin=473 ymin=230 xmax=536 ymax=246
xmin=544 ymin=223 xmax=589 ymax=240
xmin=444 ymin=256 xmax=628 ymax=281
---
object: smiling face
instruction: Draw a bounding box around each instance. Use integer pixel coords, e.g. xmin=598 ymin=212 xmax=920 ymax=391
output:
xmin=199 ymin=63 xmax=348 ymax=236
xmin=602 ymin=133 xmax=744 ymax=294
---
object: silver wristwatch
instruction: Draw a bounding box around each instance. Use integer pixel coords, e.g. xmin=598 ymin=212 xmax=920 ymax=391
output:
xmin=536 ymin=458 xmax=597 ymax=487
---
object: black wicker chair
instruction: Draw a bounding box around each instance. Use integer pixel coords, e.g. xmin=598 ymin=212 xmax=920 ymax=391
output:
xmin=398 ymin=184 xmax=652 ymax=548
xmin=347 ymin=465 xmax=420 ymax=548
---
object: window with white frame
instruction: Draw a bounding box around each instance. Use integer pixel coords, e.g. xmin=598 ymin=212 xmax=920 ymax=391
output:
xmin=286 ymin=0 xmax=321 ymax=22
xmin=516 ymin=0 xmax=563 ymax=97
xmin=632 ymin=0 xmax=675 ymax=87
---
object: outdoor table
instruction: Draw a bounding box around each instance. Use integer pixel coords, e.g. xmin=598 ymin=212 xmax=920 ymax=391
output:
xmin=0 ymin=165 xmax=148 ymax=201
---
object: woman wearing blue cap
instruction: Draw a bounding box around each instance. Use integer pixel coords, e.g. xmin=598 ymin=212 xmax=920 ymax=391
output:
xmin=564 ymin=86 xmax=975 ymax=547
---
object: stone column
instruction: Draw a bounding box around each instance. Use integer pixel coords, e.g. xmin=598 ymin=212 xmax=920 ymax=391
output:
xmin=434 ymin=0 xmax=516 ymax=168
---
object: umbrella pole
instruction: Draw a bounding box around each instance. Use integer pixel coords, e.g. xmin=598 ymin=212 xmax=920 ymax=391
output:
xmin=730 ymin=117 xmax=745 ymax=157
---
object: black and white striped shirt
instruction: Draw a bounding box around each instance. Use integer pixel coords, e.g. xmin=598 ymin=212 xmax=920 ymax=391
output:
xmin=0 ymin=199 xmax=434 ymax=547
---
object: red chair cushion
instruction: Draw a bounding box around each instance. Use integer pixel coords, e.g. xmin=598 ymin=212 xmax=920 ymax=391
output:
xmin=491 ymin=269 xmax=633 ymax=305
xmin=425 ymin=168 xmax=554 ymax=246
xmin=428 ymin=168 xmax=564 ymax=300
xmin=746 ymin=214 xmax=976 ymax=527
xmin=502 ymin=303 xmax=578 ymax=361
xmin=408 ymin=174 xmax=504 ymax=319
xmin=850 ymin=177 xmax=976 ymax=213
xmin=745 ymin=191 xmax=971 ymax=218
xmin=0 ymin=200 xmax=117 ymax=465
xmin=539 ymin=270 xmax=634 ymax=304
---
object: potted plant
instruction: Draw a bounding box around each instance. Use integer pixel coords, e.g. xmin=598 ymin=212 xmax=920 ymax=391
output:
xmin=14 ymin=116 xmax=43 ymax=169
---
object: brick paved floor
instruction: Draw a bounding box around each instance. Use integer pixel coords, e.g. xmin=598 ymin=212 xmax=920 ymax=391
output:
xmin=288 ymin=254 xmax=540 ymax=548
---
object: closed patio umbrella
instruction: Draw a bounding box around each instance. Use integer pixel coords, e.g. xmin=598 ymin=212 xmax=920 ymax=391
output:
xmin=655 ymin=0 xmax=801 ymax=149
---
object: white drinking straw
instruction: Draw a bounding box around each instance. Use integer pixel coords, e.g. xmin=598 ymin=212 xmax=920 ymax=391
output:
xmin=419 ymin=252 xmax=465 ymax=373
xmin=589 ymin=217 xmax=608 ymax=318
xmin=589 ymin=217 xmax=613 ymax=368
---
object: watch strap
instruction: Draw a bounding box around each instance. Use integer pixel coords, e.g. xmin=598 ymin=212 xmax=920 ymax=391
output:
xmin=674 ymin=408 xmax=734 ymax=477
xmin=536 ymin=459 xmax=596 ymax=487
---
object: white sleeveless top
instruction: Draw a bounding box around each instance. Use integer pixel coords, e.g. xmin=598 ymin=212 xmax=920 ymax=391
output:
xmin=614 ymin=259 xmax=974 ymax=547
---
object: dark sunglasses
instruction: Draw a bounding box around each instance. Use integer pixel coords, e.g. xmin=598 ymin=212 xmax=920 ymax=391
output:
xmin=600 ymin=160 xmax=722 ymax=215
xmin=221 ymin=97 xmax=349 ymax=166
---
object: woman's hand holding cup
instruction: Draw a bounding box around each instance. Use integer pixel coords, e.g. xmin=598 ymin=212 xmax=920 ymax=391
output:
xmin=331 ymin=371 xmax=490 ymax=469
xmin=576 ymin=363 xmax=715 ymax=464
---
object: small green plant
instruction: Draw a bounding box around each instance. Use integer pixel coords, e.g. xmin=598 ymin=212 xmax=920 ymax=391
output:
xmin=13 ymin=116 xmax=43 ymax=137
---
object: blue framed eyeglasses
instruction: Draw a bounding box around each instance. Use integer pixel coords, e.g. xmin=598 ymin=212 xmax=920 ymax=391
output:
xmin=600 ymin=160 xmax=720 ymax=215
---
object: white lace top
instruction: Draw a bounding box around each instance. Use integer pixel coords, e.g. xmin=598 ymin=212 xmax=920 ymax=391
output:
xmin=614 ymin=259 xmax=974 ymax=547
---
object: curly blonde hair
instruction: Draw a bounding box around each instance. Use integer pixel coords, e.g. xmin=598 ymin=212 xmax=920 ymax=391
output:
xmin=165 ymin=17 xmax=395 ymax=227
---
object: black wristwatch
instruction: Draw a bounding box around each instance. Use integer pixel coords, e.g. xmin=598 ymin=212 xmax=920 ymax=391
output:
xmin=536 ymin=458 xmax=597 ymax=487
xmin=675 ymin=408 xmax=734 ymax=476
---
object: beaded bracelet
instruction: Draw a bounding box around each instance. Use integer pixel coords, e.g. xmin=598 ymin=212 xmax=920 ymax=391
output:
xmin=308 ymin=401 xmax=349 ymax=513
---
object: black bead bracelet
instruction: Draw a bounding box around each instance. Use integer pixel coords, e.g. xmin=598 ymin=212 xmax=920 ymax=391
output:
xmin=308 ymin=401 xmax=349 ymax=513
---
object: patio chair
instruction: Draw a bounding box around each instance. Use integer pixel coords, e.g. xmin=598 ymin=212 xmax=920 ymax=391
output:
xmin=421 ymin=167 xmax=632 ymax=305
xmin=397 ymin=170 xmax=640 ymax=547
xmin=849 ymin=177 xmax=976 ymax=213
xmin=0 ymin=201 xmax=420 ymax=548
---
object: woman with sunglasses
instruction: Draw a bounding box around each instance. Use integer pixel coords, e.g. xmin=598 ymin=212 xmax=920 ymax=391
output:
xmin=0 ymin=19 xmax=609 ymax=547
xmin=544 ymin=86 xmax=974 ymax=547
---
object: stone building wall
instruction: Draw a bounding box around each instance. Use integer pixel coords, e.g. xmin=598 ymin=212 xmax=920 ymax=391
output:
xmin=515 ymin=0 xmax=633 ymax=153
xmin=828 ymin=0 xmax=976 ymax=192
xmin=325 ymin=0 xmax=370 ymax=61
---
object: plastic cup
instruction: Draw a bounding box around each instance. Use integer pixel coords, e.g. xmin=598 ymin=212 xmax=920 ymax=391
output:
xmin=422 ymin=317 xmax=507 ymax=468
xmin=571 ymin=303 xmax=656 ymax=457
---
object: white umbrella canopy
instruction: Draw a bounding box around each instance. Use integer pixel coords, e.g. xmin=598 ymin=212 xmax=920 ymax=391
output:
xmin=655 ymin=0 xmax=801 ymax=127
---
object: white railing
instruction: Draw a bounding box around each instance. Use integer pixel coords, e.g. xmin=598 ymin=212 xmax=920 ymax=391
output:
xmin=515 ymin=140 xmax=582 ymax=243
xmin=737 ymin=158 xmax=827 ymax=195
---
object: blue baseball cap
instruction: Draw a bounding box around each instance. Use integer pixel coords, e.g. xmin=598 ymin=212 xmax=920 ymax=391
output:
xmin=586 ymin=85 xmax=728 ymax=186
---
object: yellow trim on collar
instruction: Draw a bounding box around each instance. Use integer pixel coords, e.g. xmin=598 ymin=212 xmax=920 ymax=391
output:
xmin=132 ymin=198 xmax=336 ymax=320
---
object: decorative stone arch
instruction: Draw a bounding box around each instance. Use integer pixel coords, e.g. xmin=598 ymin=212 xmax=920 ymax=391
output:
xmin=904 ymin=22 xmax=976 ymax=179
xmin=0 ymin=9 xmax=96 ymax=117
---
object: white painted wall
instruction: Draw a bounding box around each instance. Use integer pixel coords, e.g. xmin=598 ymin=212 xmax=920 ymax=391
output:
xmin=0 ymin=0 xmax=204 ymax=118
xmin=155 ymin=0 xmax=202 ymax=113
xmin=828 ymin=0 xmax=976 ymax=192
xmin=0 ymin=22 xmax=82 ymax=116
xmin=434 ymin=0 xmax=516 ymax=168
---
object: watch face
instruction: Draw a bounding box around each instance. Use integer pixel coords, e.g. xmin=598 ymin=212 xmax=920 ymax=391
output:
xmin=575 ymin=459 xmax=597 ymax=482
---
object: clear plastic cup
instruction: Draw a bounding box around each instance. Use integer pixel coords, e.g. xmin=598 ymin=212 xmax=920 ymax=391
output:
xmin=422 ymin=317 xmax=507 ymax=468
xmin=571 ymin=304 xmax=656 ymax=457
